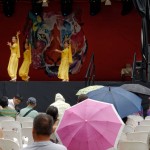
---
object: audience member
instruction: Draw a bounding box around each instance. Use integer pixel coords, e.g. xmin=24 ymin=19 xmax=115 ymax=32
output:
xmin=77 ymin=94 xmax=88 ymax=103
xmin=46 ymin=106 xmax=59 ymax=127
xmin=121 ymin=64 xmax=132 ymax=80
xmin=46 ymin=106 xmax=59 ymax=143
xmin=50 ymin=93 xmax=70 ymax=120
xmin=8 ymin=94 xmax=23 ymax=112
xmin=19 ymin=97 xmax=38 ymax=118
xmin=0 ymin=96 xmax=17 ymax=118
xmin=22 ymin=114 xmax=67 ymax=150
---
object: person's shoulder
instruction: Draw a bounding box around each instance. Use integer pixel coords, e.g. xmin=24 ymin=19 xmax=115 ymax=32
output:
xmin=50 ymin=102 xmax=57 ymax=106
xmin=64 ymin=102 xmax=71 ymax=107
xmin=21 ymin=146 xmax=32 ymax=150
xmin=33 ymin=109 xmax=38 ymax=113
xmin=32 ymin=110 xmax=39 ymax=114
xmin=51 ymin=142 xmax=67 ymax=150
xmin=20 ymin=107 xmax=27 ymax=112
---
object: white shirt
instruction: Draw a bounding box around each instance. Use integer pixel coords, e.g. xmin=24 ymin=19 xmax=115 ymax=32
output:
xmin=8 ymin=99 xmax=15 ymax=109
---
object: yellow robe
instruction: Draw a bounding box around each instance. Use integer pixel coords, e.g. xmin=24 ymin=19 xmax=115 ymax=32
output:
xmin=7 ymin=36 xmax=20 ymax=80
xmin=19 ymin=46 xmax=31 ymax=81
xmin=58 ymin=45 xmax=73 ymax=80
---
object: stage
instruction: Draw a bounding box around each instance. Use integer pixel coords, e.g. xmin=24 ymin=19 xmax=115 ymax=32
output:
xmin=0 ymin=81 xmax=150 ymax=113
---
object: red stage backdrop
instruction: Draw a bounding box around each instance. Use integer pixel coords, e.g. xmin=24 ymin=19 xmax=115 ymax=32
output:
xmin=23 ymin=11 xmax=87 ymax=77
xmin=0 ymin=0 xmax=142 ymax=81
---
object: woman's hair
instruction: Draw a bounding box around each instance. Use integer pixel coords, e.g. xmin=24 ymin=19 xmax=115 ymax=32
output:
xmin=46 ymin=106 xmax=58 ymax=122
xmin=15 ymin=94 xmax=23 ymax=102
xmin=12 ymin=36 xmax=17 ymax=40
xmin=64 ymin=40 xmax=70 ymax=44
xmin=0 ymin=96 xmax=8 ymax=108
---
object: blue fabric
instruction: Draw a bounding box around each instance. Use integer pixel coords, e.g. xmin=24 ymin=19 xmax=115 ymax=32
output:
xmin=87 ymin=86 xmax=142 ymax=118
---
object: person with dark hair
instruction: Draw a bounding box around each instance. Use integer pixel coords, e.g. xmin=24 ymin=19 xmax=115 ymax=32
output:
xmin=54 ymin=39 xmax=73 ymax=82
xmin=46 ymin=106 xmax=58 ymax=123
xmin=19 ymin=97 xmax=38 ymax=118
xmin=8 ymin=94 xmax=23 ymax=112
xmin=7 ymin=31 xmax=20 ymax=81
xmin=22 ymin=114 xmax=67 ymax=150
xmin=46 ymin=106 xmax=59 ymax=143
xmin=77 ymin=94 xmax=88 ymax=103
xmin=19 ymin=40 xmax=32 ymax=81
xmin=0 ymin=96 xmax=17 ymax=118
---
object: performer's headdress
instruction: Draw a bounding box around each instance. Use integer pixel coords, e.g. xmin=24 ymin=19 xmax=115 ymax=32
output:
xmin=64 ymin=35 xmax=70 ymax=44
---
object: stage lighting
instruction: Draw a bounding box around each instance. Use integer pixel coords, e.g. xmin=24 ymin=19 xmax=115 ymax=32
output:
xmin=2 ymin=0 xmax=15 ymax=17
xmin=89 ymin=0 xmax=101 ymax=16
xmin=61 ymin=0 xmax=72 ymax=16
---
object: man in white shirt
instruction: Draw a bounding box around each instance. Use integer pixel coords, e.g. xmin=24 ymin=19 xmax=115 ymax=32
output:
xmin=8 ymin=94 xmax=23 ymax=111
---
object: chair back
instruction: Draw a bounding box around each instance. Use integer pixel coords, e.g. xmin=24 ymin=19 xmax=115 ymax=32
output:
xmin=16 ymin=116 xmax=33 ymax=124
xmin=127 ymin=132 xmax=149 ymax=144
xmin=21 ymin=127 xmax=34 ymax=145
xmin=118 ymin=141 xmax=149 ymax=150
xmin=140 ymin=120 xmax=150 ymax=126
xmin=126 ymin=115 xmax=143 ymax=127
xmin=123 ymin=125 xmax=134 ymax=133
xmin=1 ymin=121 xmax=21 ymax=132
xmin=0 ymin=116 xmax=15 ymax=123
xmin=135 ymin=125 xmax=150 ymax=132
xmin=22 ymin=121 xmax=33 ymax=128
xmin=145 ymin=116 xmax=150 ymax=120
xmin=0 ymin=139 xmax=20 ymax=150
xmin=3 ymin=130 xmax=22 ymax=148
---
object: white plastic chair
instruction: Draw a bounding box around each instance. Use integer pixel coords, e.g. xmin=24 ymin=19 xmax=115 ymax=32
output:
xmin=22 ymin=121 xmax=33 ymax=128
xmin=123 ymin=125 xmax=134 ymax=133
xmin=134 ymin=125 xmax=150 ymax=132
xmin=21 ymin=127 xmax=34 ymax=145
xmin=118 ymin=141 xmax=149 ymax=150
xmin=0 ymin=116 xmax=15 ymax=122
xmin=126 ymin=132 xmax=149 ymax=145
xmin=145 ymin=116 xmax=150 ymax=120
xmin=3 ymin=130 xmax=22 ymax=148
xmin=0 ymin=138 xmax=20 ymax=150
xmin=16 ymin=116 xmax=33 ymax=124
xmin=126 ymin=115 xmax=144 ymax=127
xmin=140 ymin=120 xmax=150 ymax=126
xmin=119 ymin=132 xmax=127 ymax=141
xmin=1 ymin=121 xmax=21 ymax=132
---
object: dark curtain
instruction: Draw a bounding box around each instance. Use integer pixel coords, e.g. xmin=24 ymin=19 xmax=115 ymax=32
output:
xmin=146 ymin=0 xmax=150 ymax=44
xmin=132 ymin=0 xmax=149 ymax=81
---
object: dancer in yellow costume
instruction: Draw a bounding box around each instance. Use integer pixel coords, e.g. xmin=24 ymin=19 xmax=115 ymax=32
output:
xmin=7 ymin=31 xmax=20 ymax=81
xmin=54 ymin=40 xmax=73 ymax=82
xmin=19 ymin=42 xmax=32 ymax=81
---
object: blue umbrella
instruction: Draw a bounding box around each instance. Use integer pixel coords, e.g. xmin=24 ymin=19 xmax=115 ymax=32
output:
xmin=87 ymin=86 xmax=142 ymax=118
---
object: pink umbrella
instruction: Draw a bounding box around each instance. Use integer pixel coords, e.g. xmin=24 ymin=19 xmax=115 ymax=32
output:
xmin=56 ymin=99 xmax=124 ymax=150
